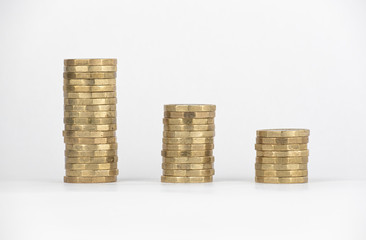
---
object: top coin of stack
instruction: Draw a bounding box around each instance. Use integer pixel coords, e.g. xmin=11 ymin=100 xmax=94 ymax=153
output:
xmin=161 ymin=104 xmax=216 ymax=183
xmin=255 ymin=129 xmax=310 ymax=184
xmin=63 ymin=58 xmax=118 ymax=183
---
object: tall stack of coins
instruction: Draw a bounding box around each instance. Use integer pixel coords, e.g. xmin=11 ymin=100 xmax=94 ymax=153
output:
xmin=255 ymin=129 xmax=310 ymax=184
xmin=161 ymin=104 xmax=216 ymax=183
xmin=63 ymin=59 xmax=118 ymax=183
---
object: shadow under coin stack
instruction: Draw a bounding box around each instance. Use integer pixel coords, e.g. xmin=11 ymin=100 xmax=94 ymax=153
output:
xmin=255 ymin=129 xmax=310 ymax=184
xmin=161 ymin=104 xmax=216 ymax=183
xmin=63 ymin=59 xmax=118 ymax=183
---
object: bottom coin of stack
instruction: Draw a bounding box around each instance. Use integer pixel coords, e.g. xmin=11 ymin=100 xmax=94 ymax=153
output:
xmin=161 ymin=104 xmax=216 ymax=183
xmin=255 ymin=129 xmax=310 ymax=184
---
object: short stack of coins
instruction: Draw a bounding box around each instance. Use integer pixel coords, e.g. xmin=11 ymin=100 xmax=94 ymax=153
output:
xmin=161 ymin=104 xmax=216 ymax=183
xmin=63 ymin=58 xmax=118 ymax=183
xmin=255 ymin=129 xmax=310 ymax=184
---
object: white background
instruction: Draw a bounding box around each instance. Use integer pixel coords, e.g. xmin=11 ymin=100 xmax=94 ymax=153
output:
xmin=0 ymin=0 xmax=365 ymax=240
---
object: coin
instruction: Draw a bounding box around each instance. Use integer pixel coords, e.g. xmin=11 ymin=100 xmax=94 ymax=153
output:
xmin=163 ymin=169 xmax=215 ymax=177
xmin=161 ymin=176 xmax=213 ymax=183
xmin=256 ymin=137 xmax=309 ymax=144
xmin=64 ymin=85 xmax=116 ymax=92
xmin=255 ymin=163 xmax=307 ymax=170
xmin=64 ymin=78 xmax=116 ymax=86
xmin=256 ymin=150 xmax=309 ymax=157
xmin=64 ymin=98 xmax=117 ymax=105
xmin=64 ymin=72 xmax=116 ymax=79
xmin=64 ymin=59 xmax=117 ymax=66
xmin=163 ymin=131 xmax=215 ymax=138
xmin=162 ymin=137 xmax=214 ymax=144
xmin=163 ymin=118 xmax=214 ymax=125
xmin=256 ymin=129 xmax=310 ymax=137
xmin=63 ymin=131 xmax=115 ymax=138
xmin=164 ymin=104 xmax=216 ymax=112
xmin=65 ymin=163 xmax=117 ymax=170
xmin=161 ymin=150 xmax=213 ymax=157
xmin=256 ymin=156 xmax=308 ymax=164
xmin=162 ymin=144 xmax=214 ymax=151
xmin=255 ymin=170 xmax=308 ymax=177
xmin=64 ymin=124 xmax=117 ymax=131
xmin=162 ymin=156 xmax=215 ymax=164
xmin=164 ymin=111 xmax=215 ymax=118
xmin=66 ymin=169 xmax=119 ymax=177
xmin=64 ymin=176 xmax=117 ymax=183
xmin=164 ymin=124 xmax=215 ymax=131
xmin=64 ymin=118 xmax=116 ymax=124
xmin=255 ymin=177 xmax=308 ymax=184
xmin=64 ymin=92 xmax=116 ymax=99
xmin=64 ymin=66 xmax=117 ymax=72
xmin=65 ymin=156 xmax=118 ymax=164
xmin=255 ymin=144 xmax=308 ymax=151
xmin=64 ymin=105 xmax=116 ymax=112
xmin=65 ymin=150 xmax=117 ymax=157
xmin=162 ymin=163 xmax=213 ymax=170
xmin=64 ymin=137 xmax=116 ymax=144
xmin=64 ymin=111 xmax=116 ymax=118
xmin=65 ymin=143 xmax=118 ymax=151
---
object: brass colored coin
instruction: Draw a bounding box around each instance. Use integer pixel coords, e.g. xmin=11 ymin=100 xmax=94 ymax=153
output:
xmin=163 ymin=169 xmax=215 ymax=177
xmin=64 ymin=124 xmax=116 ymax=131
xmin=164 ymin=111 xmax=215 ymax=118
xmin=64 ymin=78 xmax=116 ymax=86
xmin=64 ymin=118 xmax=116 ymax=125
xmin=161 ymin=176 xmax=212 ymax=183
xmin=64 ymin=98 xmax=117 ymax=105
xmin=255 ymin=177 xmax=308 ymax=184
xmin=64 ymin=111 xmax=116 ymax=118
xmin=64 ymin=105 xmax=116 ymax=112
xmin=164 ymin=124 xmax=215 ymax=131
xmin=65 ymin=156 xmax=118 ymax=164
xmin=64 ymin=66 xmax=117 ymax=72
xmin=64 ymin=72 xmax=116 ymax=79
xmin=64 ymin=85 xmax=116 ymax=92
xmin=161 ymin=150 xmax=213 ymax=157
xmin=163 ymin=118 xmax=214 ymax=125
xmin=255 ymin=144 xmax=308 ymax=151
xmin=64 ymin=137 xmax=116 ymax=144
xmin=64 ymin=92 xmax=116 ymax=99
xmin=256 ymin=150 xmax=309 ymax=157
xmin=64 ymin=176 xmax=117 ymax=183
xmin=64 ymin=59 xmax=117 ymax=66
xmin=162 ymin=144 xmax=214 ymax=151
xmin=162 ymin=137 xmax=214 ymax=144
xmin=66 ymin=169 xmax=119 ymax=177
xmin=65 ymin=143 xmax=118 ymax=151
xmin=256 ymin=137 xmax=309 ymax=145
xmin=257 ymin=129 xmax=310 ymax=137
xmin=163 ymin=131 xmax=215 ymax=138
xmin=162 ymin=163 xmax=213 ymax=170
xmin=255 ymin=163 xmax=307 ymax=171
xmin=65 ymin=163 xmax=117 ymax=170
xmin=65 ymin=150 xmax=117 ymax=157
xmin=256 ymin=156 xmax=308 ymax=164
xmin=163 ymin=156 xmax=214 ymax=164
xmin=63 ymin=131 xmax=115 ymax=138
xmin=256 ymin=170 xmax=308 ymax=177
xmin=164 ymin=104 xmax=216 ymax=112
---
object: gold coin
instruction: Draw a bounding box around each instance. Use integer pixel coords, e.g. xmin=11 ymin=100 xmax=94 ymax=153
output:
xmin=64 ymin=59 xmax=117 ymax=66
xmin=64 ymin=111 xmax=116 ymax=118
xmin=164 ymin=111 xmax=215 ymax=118
xmin=163 ymin=131 xmax=215 ymax=138
xmin=64 ymin=105 xmax=116 ymax=112
xmin=63 ymin=131 xmax=115 ymax=138
xmin=163 ymin=156 xmax=215 ymax=164
xmin=66 ymin=169 xmax=119 ymax=177
xmin=65 ymin=156 xmax=118 ymax=164
xmin=64 ymin=78 xmax=116 ymax=86
xmin=65 ymin=163 xmax=117 ymax=170
xmin=64 ymin=72 xmax=116 ymax=79
xmin=164 ymin=124 xmax=215 ymax=131
xmin=162 ymin=144 xmax=214 ymax=151
xmin=64 ymin=137 xmax=116 ymax=144
xmin=64 ymin=92 xmax=116 ymax=99
xmin=64 ymin=98 xmax=117 ymax=105
xmin=163 ymin=169 xmax=215 ymax=177
xmin=64 ymin=66 xmax=117 ymax=72
xmin=255 ymin=163 xmax=308 ymax=170
xmin=64 ymin=124 xmax=116 ymax=131
xmin=64 ymin=118 xmax=116 ymax=125
xmin=256 ymin=156 xmax=308 ymax=164
xmin=256 ymin=137 xmax=309 ymax=144
xmin=255 ymin=177 xmax=308 ymax=184
xmin=256 ymin=170 xmax=308 ymax=177
xmin=162 ymin=137 xmax=214 ymax=144
xmin=64 ymin=85 xmax=116 ymax=92
xmin=164 ymin=104 xmax=216 ymax=112
xmin=162 ymin=163 xmax=213 ymax=170
xmin=257 ymin=129 xmax=310 ymax=137
xmin=255 ymin=144 xmax=308 ymax=151
xmin=65 ymin=150 xmax=117 ymax=157
xmin=256 ymin=150 xmax=309 ymax=157
xmin=161 ymin=150 xmax=213 ymax=157
xmin=65 ymin=143 xmax=118 ymax=151
xmin=163 ymin=118 xmax=214 ymax=125
xmin=161 ymin=176 xmax=212 ymax=183
xmin=64 ymin=176 xmax=117 ymax=183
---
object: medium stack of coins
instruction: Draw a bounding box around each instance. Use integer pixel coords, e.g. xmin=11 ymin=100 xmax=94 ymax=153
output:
xmin=63 ymin=59 xmax=118 ymax=183
xmin=255 ymin=129 xmax=310 ymax=184
xmin=161 ymin=104 xmax=216 ymax=183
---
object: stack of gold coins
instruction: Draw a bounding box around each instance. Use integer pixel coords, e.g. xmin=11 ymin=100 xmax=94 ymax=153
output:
xmin=161 ymin=104 xmax=216 ymax=183
xmin=255 ymin=129 xmax=310 ymax=184
xmin=63 ymin=59 xmax=118 ymax=183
